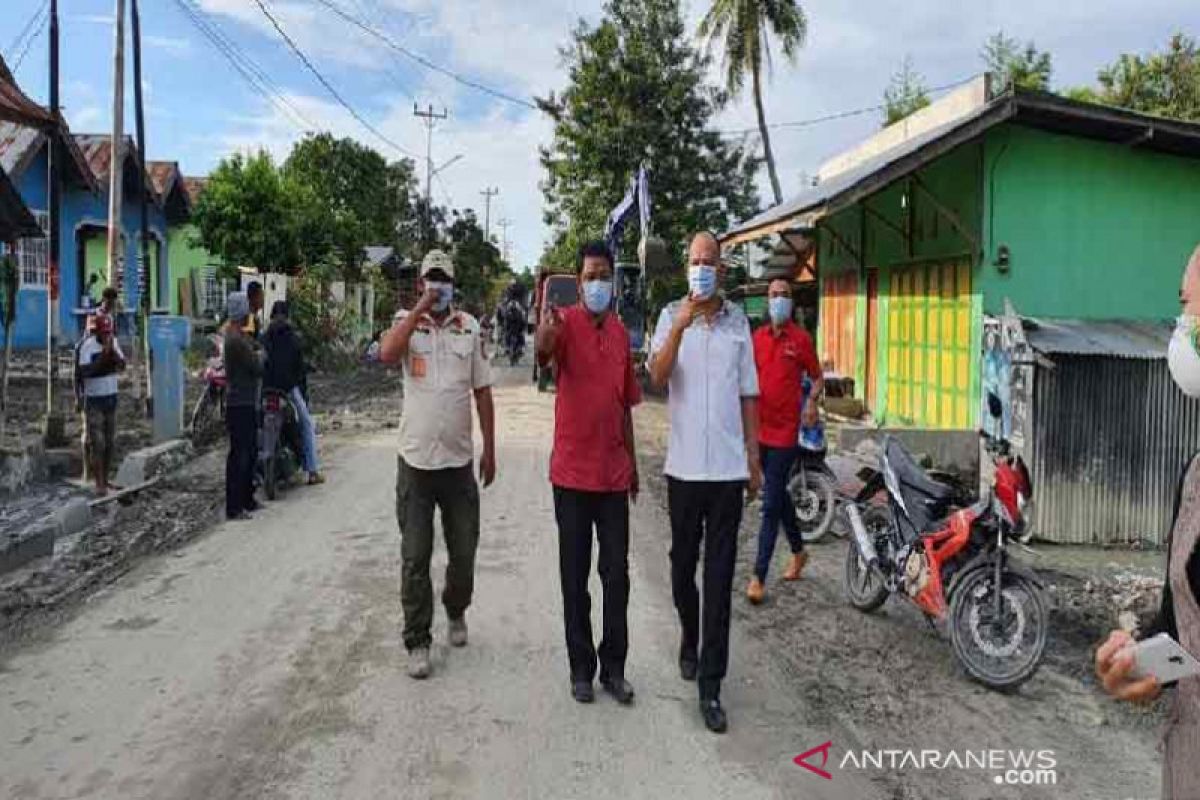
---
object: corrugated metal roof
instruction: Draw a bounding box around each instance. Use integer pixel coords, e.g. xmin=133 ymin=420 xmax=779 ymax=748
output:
xmin=1023 ymin=318 xmax=1173 ymax=359
xmin=74 ymin=134 xmax=157 ymax=205
xmin=723 ymin=86 xmax=1200 ymax=244
xmin=147 ymin=160 xmax=178 ymax=197
xmin=182 ymin=176 xmax=207 ymax=204
xmin=0 ymin=56 xmax=54 ymax=130
xmin=0 ymin=122 xmax=43 ymax=175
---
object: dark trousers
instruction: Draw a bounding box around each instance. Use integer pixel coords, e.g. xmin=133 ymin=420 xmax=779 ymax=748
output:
xmin=755 ymin=445 xmax=804 ymax=581
xmin=667 ymin=478 xmax=744 ymax=701
xmin=225 ymin=405 xmax=258 ymax=517
xmin=395 ymin=457 xmax=480 ymax=651
xmin=552 ymin=486 xmax=630 ymax=683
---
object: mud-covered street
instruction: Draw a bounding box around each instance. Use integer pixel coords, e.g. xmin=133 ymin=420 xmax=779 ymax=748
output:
xmin=0 ymin=364 xmax=1166 ymax=800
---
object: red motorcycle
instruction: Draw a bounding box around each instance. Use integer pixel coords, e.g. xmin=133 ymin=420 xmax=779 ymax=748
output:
xmin=842 ymin=395 xmax=1046 ymax=689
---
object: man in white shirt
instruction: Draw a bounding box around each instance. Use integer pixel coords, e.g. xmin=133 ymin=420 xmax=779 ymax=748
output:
xmin=380 ymin=250 xmax=497 ymax=680
xmin=77 ymin=313 xmax=125 ymax=496
xmin=649 ymin=231 xmax=762 ymax=734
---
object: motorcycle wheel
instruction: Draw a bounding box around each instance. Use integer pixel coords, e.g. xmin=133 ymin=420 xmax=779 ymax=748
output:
xmin=789 ymin=466 xmax=837 ymax=543
xmin=264 ymin=455 xmax=278 ymax=501
xmin=949 ymin=567 xmax=1047 ymax=690
xmin=189 ymin=389 xmax=215 ymax=446
xmin=843 ymin=505 xmax=890 ymax=612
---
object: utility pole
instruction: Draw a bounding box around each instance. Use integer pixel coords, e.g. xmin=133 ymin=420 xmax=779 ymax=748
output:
xmin=131 ymin=0 xmax=152 ymax=415
xmin=43 ymin=0 xmax=64 ymax=446
xmin=496 ymin=217 xmax=512 ymax=265
xmin=105 ymin=0 xmax=125 ymax=292
xmin=412 ymin=104 xmax=447 ymax=248
xmin=479 ymin=187 xmax=498 ymax=242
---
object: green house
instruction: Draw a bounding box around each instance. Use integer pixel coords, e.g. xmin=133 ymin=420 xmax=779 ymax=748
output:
xmin=723 ymin=77 xmax=1200 ymax=431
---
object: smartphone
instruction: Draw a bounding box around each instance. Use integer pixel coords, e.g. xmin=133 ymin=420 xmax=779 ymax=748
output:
xmin=1129 ymin=633 xmax=1200 ymax=684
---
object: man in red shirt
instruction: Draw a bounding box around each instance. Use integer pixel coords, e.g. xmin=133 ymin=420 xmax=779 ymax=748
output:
xmin=535 ymin=240 xmax=641 ymax=706
xmin=748 ymin=278 xmax=824 ymax=604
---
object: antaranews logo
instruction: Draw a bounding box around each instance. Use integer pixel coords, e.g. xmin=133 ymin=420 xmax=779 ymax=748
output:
xmin=794 ymin=743 xmax=1058 ymax=788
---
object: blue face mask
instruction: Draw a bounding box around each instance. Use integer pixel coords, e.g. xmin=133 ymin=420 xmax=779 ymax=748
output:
xmin=582 ymin=279 xmax=613 ymax=314
xmin=688 ymin=264 xmax=717 ymax=300
xmin=768 ymin=296 xmax=793 ymax=325
xmin=426 ymin=281 xmax=453 ymax=312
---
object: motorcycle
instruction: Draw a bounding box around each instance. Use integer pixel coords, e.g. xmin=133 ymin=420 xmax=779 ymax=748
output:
xmin=841 ymin=394 xmax=1046 ymax=690
xmin=788 ymin=443 xmax=840 ymax=543
xmin=259 ymin=388 xmax=303 ymax=500
xmin=188 ymin=333 xmax=227 ymax=446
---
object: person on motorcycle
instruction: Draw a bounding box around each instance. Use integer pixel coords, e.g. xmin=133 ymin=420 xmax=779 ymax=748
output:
xmin=747 ymin=278 xmax=824 ymax=604
xmin=263 ymin=301 xmax=324 ymax=486
xmin=1096 ymin=244 xmax=1200 ymax=799
xmin=223 ymin=292 xmax=264 ymax=520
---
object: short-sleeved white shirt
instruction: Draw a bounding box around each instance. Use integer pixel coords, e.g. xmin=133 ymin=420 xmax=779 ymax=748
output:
xmin=77 ymin=336 xmax=125 ymax=398
xmin=650 ymin=298 xmax=759 ymax=481
xmin=394 ymin=309 xmax=493 ymax=471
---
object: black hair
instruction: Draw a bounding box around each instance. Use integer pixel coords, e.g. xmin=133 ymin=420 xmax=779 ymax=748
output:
xmin=101 ymin=287 xmax=118 ymax=301
xmin=576 ymin=240 xmax=613 ymax=274
xmin=270 ymin=300 xmax=289 ymax=319
xmin=247 ymin=280 xmax=263 ymax=295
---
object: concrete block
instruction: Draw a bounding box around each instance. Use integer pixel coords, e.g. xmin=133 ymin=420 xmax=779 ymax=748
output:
xmin=0 ymin=438 xmax=48 ymax=496
xmin=52 ymin=498 xmax=92 ymax=536
xmin=44 ymin=447 xmax=82 ymax=480
xmin=0 ymin=520 xmax=57 ymax=575
xmin=115 ymin=439 xmax=192 ymax=487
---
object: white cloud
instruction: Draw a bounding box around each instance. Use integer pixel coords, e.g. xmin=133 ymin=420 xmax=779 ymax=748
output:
xmin=145 ymin=35 xmax=194 ymax=57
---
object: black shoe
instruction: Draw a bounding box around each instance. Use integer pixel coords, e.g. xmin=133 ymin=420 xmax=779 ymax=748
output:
xmin=700 ymin=699 xmax=728 ymax=733
xmin=601 ymin=676 xmax=635 ymax=705
xmin=680 ymin=658 xmax=698 ymax=682
xmin=245 ymin=499 xmax=263 ymax=512
xmin=572 ymin=680 xmax=594 ymax=704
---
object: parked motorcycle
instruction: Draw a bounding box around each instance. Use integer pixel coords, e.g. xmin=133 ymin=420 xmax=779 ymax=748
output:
xmin=842 ymin=394 xmax=1046 ymax=690
xmin=259 ymin=389 xmax=303 ymax=500
xmin=188 ymin=334 xmax=226 ymax=446
xmin=788 ymin=444 xmax=839 ymax=543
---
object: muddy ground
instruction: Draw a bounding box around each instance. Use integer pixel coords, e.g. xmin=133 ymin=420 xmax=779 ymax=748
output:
xmin=0 ymin=362 xmax=402 ymax=650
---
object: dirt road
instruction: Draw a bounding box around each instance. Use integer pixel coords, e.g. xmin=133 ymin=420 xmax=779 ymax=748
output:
xmin=0 ymin=366 xmax=1164 ymax=799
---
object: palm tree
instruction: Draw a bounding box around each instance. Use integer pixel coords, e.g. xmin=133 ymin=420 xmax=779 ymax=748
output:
xmin=699 ymin=0 xmax=807 ymax=206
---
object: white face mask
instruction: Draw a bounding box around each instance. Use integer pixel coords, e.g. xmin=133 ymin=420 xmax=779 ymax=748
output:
xmin=1168 ymin=316 xmax=1200 ymax=398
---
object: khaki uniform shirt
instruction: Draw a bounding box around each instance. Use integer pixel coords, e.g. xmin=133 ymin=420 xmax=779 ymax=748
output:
xmin=395 ymin=309 xmax=492 ymax=471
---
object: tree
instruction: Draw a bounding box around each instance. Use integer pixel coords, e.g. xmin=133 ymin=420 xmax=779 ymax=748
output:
xmin=445 ymin=210 xmax=502 ymax=310
xmin=539 ymin=0 xmax=760 ymax=285
xmin=1072 ymin=34 xmax=1200 ymax=122
xmin=283 ymin=133 xmax=420 ymax=279
xmin=698 ymin=0 xmax=806 ymax=205
xmin=191 ymin=150 xmax=302 ymax=275
xmin=883 ymin=56 xmax=931 ymax=126
xmin=982 ymin=31 xmax=1053 ymax=92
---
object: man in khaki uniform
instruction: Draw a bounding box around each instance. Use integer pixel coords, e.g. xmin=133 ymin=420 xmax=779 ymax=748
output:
xmin=380 ymin=250 xmax=497 ymax=679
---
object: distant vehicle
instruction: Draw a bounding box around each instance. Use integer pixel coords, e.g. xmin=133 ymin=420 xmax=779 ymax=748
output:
xmin=614 ymin=261 xmax=647 ymax=369
xmin=532 ymin=269 xmax=579 ymax=392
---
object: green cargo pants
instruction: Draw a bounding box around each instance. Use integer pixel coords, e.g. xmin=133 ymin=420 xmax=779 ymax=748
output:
xmin=395 ymin=456 xmax=481 ymax=651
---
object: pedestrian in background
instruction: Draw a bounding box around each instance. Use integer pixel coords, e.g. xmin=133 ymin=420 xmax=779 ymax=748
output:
xmin=649 ymin=231 xmax=762 ymax=734
xmin=245 ymin=280 xmax=264 ymax=340
xmin=263 ymin=300 xmax=324 ymax=486
xmin=380 ymin=250 xmax=496 ymax=680
xmin=1096 ymin=243 xmax=1200 ymax=799
xmin=76 ymin=312 xmax=125 ymax=496
xmin=747 ymin=278 xmax=824 ymax=604
xmin=223 ymin=291 xmax=263 ymax=521
xmin=536 ymin=240 xmax=640 ymax=706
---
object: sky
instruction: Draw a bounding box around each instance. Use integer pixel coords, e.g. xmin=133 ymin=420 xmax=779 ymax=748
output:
xmin=1 ymin=0 xmax=1197 ymax=272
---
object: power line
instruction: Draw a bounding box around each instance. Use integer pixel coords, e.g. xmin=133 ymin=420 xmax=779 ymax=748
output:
xmin=250 ymin=0 xmax=417 ymax=157
xmin=9 ymin=3 xmax=48 ymax=74
xmin=5 ymin=0 xmax=48 ymax=63
xmin=308 ymin=0 xmax=539 ymax=111
xmin=715 ymin=76 xmax=977 ymax=137
xmin=174 ymin=0 xmax=316 ymax=131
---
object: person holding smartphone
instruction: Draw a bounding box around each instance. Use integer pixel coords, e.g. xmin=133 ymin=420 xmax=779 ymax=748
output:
xmin=1096 ymin=244 xmax=1200 ymax=799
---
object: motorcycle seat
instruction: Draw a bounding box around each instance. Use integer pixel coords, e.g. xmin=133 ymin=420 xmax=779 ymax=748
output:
xmin=883 ymin=438 xmax=954 ymax=535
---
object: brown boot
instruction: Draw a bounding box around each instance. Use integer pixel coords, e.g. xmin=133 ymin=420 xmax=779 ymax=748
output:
xmin=782 ymin=552 xmax=809 ymax=581
xmin=746 ymin=577 xmax=765 ymax=605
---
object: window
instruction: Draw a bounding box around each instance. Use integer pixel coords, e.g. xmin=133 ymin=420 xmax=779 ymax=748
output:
xmin=198 ymin=266 xmax=228 ymax=319
xmin=17 ymin=211 xmax=49 ymax=287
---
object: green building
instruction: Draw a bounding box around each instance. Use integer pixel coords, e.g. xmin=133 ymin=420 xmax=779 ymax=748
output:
xmin=723 ymin=77 xmax=1200 ymax=431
